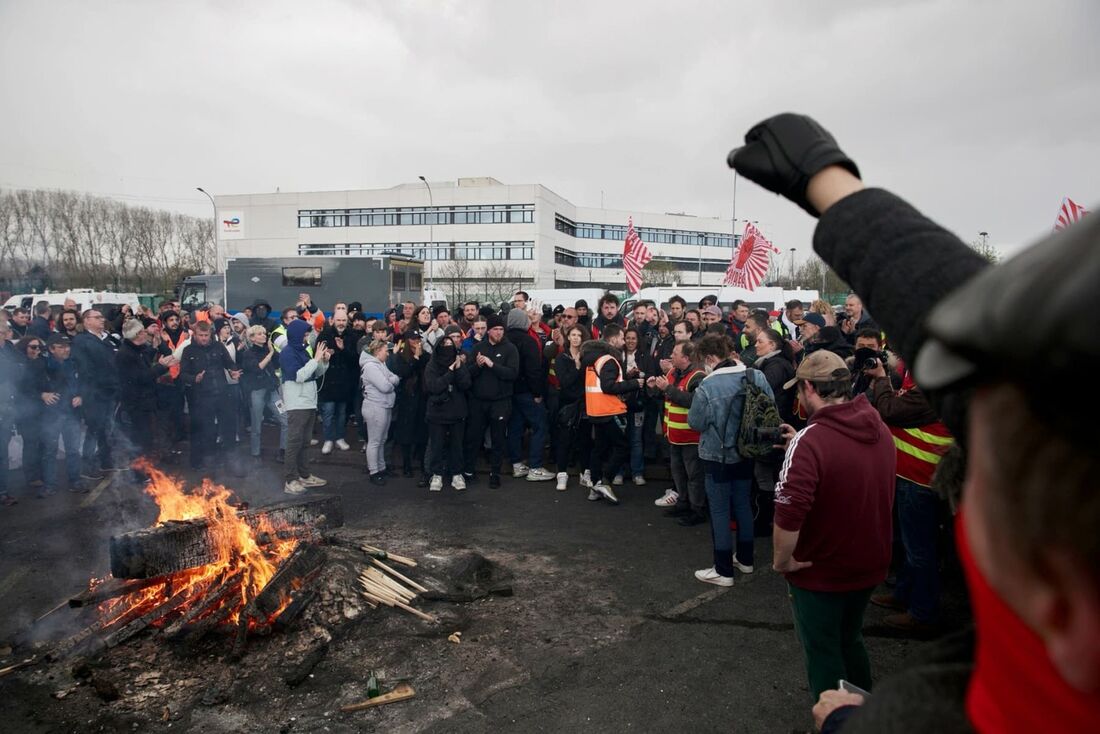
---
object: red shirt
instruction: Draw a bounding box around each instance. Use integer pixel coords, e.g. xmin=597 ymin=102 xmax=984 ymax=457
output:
xmin=774 ymin=395 xmax=896 ymax=592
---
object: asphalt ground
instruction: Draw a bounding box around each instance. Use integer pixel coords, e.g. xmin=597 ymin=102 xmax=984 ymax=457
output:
xmin=0 ymin=434 xmax=968 ymax=733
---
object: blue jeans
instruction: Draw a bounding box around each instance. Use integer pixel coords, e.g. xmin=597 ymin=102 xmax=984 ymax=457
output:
xmin=318 ymin=401 xmax=347 ymax=443
xmin=703 ymin=459 xmax=755 ymax=576
xmin=42 ymin=411 xmax=83 ymax=489
xmin=249 ymin=389 xmax=287 ymax=457
xmin=615 ymin=413 xmax=645 ymax=477
xmin=507 ymin=393 xmax=546 ymax=469
xmin=894 ymin=477 xmax=942 ymax=623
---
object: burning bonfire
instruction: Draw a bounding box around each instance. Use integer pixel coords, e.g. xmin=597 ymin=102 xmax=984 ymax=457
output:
xmin=59 ymin=462 xmax=348 ymax=658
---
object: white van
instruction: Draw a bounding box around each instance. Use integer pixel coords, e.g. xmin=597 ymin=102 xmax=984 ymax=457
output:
xmin=2 ymin=289 xmax=141 ymax=319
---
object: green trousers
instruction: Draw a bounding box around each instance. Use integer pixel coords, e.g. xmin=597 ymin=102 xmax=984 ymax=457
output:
xmin=788 ymin=583 xmax=875 ymax=700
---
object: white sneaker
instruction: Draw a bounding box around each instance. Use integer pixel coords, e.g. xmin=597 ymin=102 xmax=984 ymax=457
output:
xmin=310 ymin=438 xmax=320 ymax=446
xmin=300 ymin=474 xmax=328 ymax=488
xmin=512 ymin=463 xmax=529 ymax=478
xmin=587 ymin=488 xmax=601 ymax=501
xmin=321 ymin=440 xmax=333 ymax=455
xmin=555 ymin=472 xmax=568 ymax=491
xmin=283 ymin=479 xmax=307 ymax=495
xmin=612 ymin=475 xmax=624 ymax=486
xmin=633 ymin=474 xmax=646 ymax=486
xmin=335 ymin=439 xmax=351 ymax=451
xmin=526 ymin=467 xmax=555 ymax=482
xmin=594 ymin=482 xmax=619 ymax=504
xmin=579 ymin=470 xmax=593 ymax=488
xmin=654 ymin=489 xmax=679 ymax=507
xmin=733 ymin=558 xmax=755 ymax=574
xmin=429 ymin=475 xmax=443 ymax=492
xmin=451 ymin=474 xmax=466 ymax=491
xmin=694 ymin=567 xmax=734 ymax=587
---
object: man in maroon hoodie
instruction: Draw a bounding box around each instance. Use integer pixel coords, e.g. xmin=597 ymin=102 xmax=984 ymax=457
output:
xmin=772 ymin=349 xmax=896 ymax=700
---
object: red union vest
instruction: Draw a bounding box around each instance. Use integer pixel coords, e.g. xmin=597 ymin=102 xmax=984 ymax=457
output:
xmin=663 ymin=368 xmax=702 ymax=445
xmin=890 ymin=421 xmax=953 ymax=487
xmin=585 ymin=354 xmax=627 ymax=417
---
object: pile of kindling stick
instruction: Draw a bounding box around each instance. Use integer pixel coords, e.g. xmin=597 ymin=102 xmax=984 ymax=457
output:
xmin=356 ymin=546 xmax=436 ymax=623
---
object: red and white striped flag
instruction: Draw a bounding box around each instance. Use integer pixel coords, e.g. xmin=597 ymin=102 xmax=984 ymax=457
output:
xmin=724 ymin=222 xmax=780 ymax=291
xmin=1054 ymin=197 xmax=1089 ymax=231
xmin=622 ymin=217 xmax=652 ymax=294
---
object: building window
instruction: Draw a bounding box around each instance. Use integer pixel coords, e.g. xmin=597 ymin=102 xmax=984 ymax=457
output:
xmin=298 ymin=204 xmax=534 ymax=228
xmin=297 ymin=241 xmax=534 ymax=261
xmin=282 ymin=266 xmax=322 ymax=287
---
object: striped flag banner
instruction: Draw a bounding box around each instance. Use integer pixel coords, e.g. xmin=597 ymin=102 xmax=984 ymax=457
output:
xmin=1054 ymin=197 xmax=1089 ymax=231
xmin=724 ymin=222 xmax=780 ymax=291
xmin=622 ymin=217 xmax=652 ymax=294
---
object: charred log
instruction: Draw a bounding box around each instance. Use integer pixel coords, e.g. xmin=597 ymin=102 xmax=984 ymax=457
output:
xmin=109 ymin=495 xmax=343 ymax=579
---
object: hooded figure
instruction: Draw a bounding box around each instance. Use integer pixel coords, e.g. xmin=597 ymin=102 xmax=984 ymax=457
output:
xmin=280 ymin=320 xmax=314 ymax=384
xmin=250 ymin=300 xmax=277 ymax=332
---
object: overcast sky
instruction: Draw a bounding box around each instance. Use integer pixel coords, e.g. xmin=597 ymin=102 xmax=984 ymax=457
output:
xmin=1 ymin=0 xmax=1097 ymax=262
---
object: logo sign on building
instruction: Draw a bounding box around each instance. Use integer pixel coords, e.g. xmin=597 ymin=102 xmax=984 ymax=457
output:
xmin=220 ymin=211 xmax=244 ymax=239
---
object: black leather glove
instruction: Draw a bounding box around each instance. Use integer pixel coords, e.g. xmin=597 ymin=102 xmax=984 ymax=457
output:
xmin=727 ymin=113 xmax=860 ymax=217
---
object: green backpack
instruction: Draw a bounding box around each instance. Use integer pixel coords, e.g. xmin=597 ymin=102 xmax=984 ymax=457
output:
xmin=737 ymin=369 xmax=783 ymax=459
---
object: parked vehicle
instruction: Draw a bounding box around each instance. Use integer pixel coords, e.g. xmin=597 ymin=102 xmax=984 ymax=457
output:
xmin=178 ymin=256 xmax=434 ymax=317
xmin=622 ymin=286 xmax=819 ymax=313
xmin=2 ymin=289 xmax=142 ymax=320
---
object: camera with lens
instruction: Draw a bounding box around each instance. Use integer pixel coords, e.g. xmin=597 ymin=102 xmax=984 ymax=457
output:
xmin=854 ymin=347 xmax=888 ymax=371
xmin=751 ymin=426 xmax=784 ymax=443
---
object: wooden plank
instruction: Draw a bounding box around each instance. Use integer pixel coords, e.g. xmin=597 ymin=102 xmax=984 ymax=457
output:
xmin=109 ymin=495 xmax=342 ymax=579
xmin=340 ymin=683 xmax=416 ymax=712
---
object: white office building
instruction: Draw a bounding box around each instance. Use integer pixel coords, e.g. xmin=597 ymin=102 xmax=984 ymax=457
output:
xmin=213 ymin=177 xmax=738 ymax=293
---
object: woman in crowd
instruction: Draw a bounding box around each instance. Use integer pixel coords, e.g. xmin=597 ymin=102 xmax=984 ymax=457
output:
xmin=387 ymin=331 xmax=429 ymax=484
xmin=360 ymin=338 xmax=400 ymax=486
xmin=423 ymin=326 xmax=471 ymax=492
xmin=810 ymin=298 xmax=836 ymax=326
xmin=615 ymin=326 xmax=655 ymax=486
xmin=213 ymin=318 xmax=241 ymax=443
xmin=750 ymin=327 xmax=797 ymax=534
xmin=553 ymin=324 xmax=594 ymax=491
xmin=239 ymin=325 xmax=287 ymax=462
xmin=15 ymin=336 xmax=48 ymax=495
xmin=412 ymin=306 xmax=434 ymax=351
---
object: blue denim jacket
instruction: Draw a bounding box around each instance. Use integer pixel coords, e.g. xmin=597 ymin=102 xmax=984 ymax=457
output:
xmin=687 ymin=362 xmax=775 ymax=464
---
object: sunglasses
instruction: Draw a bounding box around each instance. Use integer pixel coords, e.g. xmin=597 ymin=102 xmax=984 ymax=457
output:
xmin=27 ymin=344 xmax=42 ymax=351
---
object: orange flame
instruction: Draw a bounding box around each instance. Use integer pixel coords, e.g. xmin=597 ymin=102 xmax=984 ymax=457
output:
xmin=96 ymin=461 xmax=300 ymax=630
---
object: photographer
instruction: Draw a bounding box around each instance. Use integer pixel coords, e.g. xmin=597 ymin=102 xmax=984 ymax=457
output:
xmin=849 ymin=329 xmax=899 ymax=398
xmin=730 ymin=112 xmax=1100 ymax=732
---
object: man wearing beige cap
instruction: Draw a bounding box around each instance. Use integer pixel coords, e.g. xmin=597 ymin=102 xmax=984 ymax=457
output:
xmin=772 ymin=349 xmax=896 ymax=700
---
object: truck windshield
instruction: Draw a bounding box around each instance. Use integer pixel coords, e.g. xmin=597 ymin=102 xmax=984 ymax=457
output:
xmin=181 ymin=285 xmax=206 ymax=307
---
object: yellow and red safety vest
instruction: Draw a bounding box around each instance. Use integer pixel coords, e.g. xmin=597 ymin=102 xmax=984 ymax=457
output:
xmin=663 ymin=368 xmax=702 ymax=445
xmin=890 ymin=422 xmax=953 ymax=487
xmin=585 ymin=354 xmax=627 ymax=417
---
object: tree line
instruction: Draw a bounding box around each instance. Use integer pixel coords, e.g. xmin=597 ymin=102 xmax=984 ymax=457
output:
xmin=0 ymin=188 xmax=215 ymax=296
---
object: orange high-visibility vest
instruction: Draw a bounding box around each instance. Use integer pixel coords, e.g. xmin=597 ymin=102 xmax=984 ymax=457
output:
xmin=889 ymin=422 xmax=953 ymax=488
xmin=163 ymin=331 xmax=184 ymax=380
xmin=663 ymin=368 xmax=702 ymax=445
xmin=585 ymin=354 xmax=627 ymax=417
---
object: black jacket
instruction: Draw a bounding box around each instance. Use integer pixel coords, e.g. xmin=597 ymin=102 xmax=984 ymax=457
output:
xmin=813 ymin=188 xmax=988 ymax=440
xmin=71 ymin=331 xmax=120 ymax=402
xmin=316 ymin=325 xmax=357 ymax=401
xmin=28 ymin=316 xmax=52 ymax=340
xmin=116 ymin=338 xmax=168 ymax=411
xmin=423 ymin=344 xmax=472 ymax=424
xmin=505 ymin=327 xmax=544 ymax=398
xmin=806 ymin=327 xmax=854 ymax=361
xmin=238 ymin=343 xmax=280 ymax=394
xmin=468 ymin=338 xmax=519 ymax=402
xmin=554 ymin=350 xmax=585 ymax=405
xmin=387 ymin=349 xmax=428 ymax=444
xmin=754 ymin=352 xmax=796 ymax=424
xmin=179 ymin=339 xmax=236 ymax=400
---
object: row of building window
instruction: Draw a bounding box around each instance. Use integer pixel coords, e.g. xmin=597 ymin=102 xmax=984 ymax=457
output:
xmin=553 ymin=247 xmax=730 ymax=273
xmin=299 ymin=204 xmax=535 ymax=228
xmin=299 ymin=241 xmax=535 ymax=261
xmin=554 ymin=214 xmax=737 ymax=248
